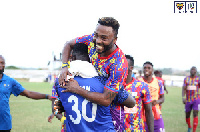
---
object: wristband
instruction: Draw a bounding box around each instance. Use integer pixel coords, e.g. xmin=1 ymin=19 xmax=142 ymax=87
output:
xmin=60 ymin=116 xmax=66 ymax=124
xmin=45 ymin=94 xmax=48 ymax=99
xmin=61 ymin=61 xmax=70 ymax=68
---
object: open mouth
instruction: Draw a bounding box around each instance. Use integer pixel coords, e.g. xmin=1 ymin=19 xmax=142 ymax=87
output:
xmin=144 ymin=71 xmax=149 ymax=75
xmin=96 ymin=45 xmax=104 ymax=50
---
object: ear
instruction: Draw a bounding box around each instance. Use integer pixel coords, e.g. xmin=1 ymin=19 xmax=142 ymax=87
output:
xmin=129 ymin=66 xmax=134 ymax=71
xmin=113 ymin=36 xmax=118 ymax=44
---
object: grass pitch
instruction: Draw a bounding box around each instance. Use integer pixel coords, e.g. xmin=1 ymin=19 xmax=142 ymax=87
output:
xmin=9 ymin=82 xmax=200 ymax=132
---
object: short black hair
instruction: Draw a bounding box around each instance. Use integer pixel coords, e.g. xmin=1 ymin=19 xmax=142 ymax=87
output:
xmin=73 ymin=43 xmax=88 ymax=56
xmin=154 ymin=70 xmax=160 ymax=75
xmin=125 ymin=54 xmax=134 ymax=66
xmin=143 ymin=61 xmax=153 ymax=67
xmin=0 ymin=55 xmax=5 ymax=62
xmin=191 ymin=66 xmax=197 ymax=70
xmin=98 ymin=17 xmax=120 ymax=37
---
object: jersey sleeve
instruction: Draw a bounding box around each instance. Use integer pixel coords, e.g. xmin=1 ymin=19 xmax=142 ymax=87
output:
xmin=141 ymin=83 xmax=152 ymax=104
xmin=158 ymin=81 xmax=164 ymax=95
xmin=52 ymin=78 xmax=59 ymax=98
xmin=113 ymin=86 xmax=129 ymax=104
xmin=11 ymin=79 xmax=25 ymax=96
xmin=104 ymin=58 xmax=128 ymax=93
xmin=183 ymin=77 xmax=187 ymax=87
xmin=75 ymin=34 xmax=94 ymax=46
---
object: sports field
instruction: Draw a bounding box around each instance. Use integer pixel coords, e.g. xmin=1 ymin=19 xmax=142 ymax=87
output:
xmin=9 ymin=81 xmax=200 ymax=132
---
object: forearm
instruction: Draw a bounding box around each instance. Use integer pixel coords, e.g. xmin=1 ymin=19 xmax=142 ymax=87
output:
xmin=145 ymin=103 xmax=154 ymax=132
xmin=24 ymin=90 xmax=47 ymax=99
xmin=55 ymin=113 xmax=63 ymax=120
xmin=182 ymin=86 xmax=186 ymax=97
xmin=157 ymin=94 xmax=164 ymax=104
xmin=122 ymin=94 xmax=135 ymax=108
xmin=145 ymin=112 xmax=154 ymax=132
xmin=51 ymin=98 xmax=56 ymax=113
xmin=76 ymin=87 xmax=115 ymax=107
xmin=62 ymin=40 xmax=75 ymax=63
xmin=164 ymin=85 xmax=167 ymax=91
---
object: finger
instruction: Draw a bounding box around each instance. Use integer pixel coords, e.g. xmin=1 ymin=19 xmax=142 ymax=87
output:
xmin=63 ymin=79 xmax=66 ymax=86
xmin=68 ymin=71 xmax=72 ymax=76
xmin=61 ymin=90 xmax=68 ymax=92
xmin=59 ymin=77 xmax=64 ymax=86
xmin=63 ymin=72 xmax=67 ymax=84
xmin=61 ymin=83 xmax=70 ymax=88
xmin=59 ymin=73 xmax=64 ymax=84
xmin=48 ymin=117 xmax=51 ymax=123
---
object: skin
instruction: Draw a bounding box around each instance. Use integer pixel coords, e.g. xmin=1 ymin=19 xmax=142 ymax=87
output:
xmin=126 ymin=58 xmax=154 ymax=132
xmin=59 ymin=24 xmax=117 ymax=86
xmin=48 ymin=52 xmax=74 ymax=123
xmin=0 ymin=55 xmax=52 ymax=100
xmin=61 ymin=52 xmax=135 ymax=107
xmin=59 ymin=23 xmax=134 ymax=107
xmin=182 ymin=67 xmax=198 ymax=118
xmin=93 ymin=24 xmax=117 ymax=56
xmin=143 ymin=64 xmax=164 ymax=106
xmin=48 ymin=98 xmax=63 ymax=123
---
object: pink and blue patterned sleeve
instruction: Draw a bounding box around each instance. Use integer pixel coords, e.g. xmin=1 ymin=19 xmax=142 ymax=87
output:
xmin=52 ymin=78 xmax=59 ymax=98
xmin=142 ymin=83 xmax=152 ymax=104
xmin=158 ymin=80 xmax=164 ymax=95
xmin=104 ymin=58 xmax=128 ymax=93
xmin=183 ymin=77 xmax=187 ymax=87
xmin=75 ymin=34 xmax=94 ymax=45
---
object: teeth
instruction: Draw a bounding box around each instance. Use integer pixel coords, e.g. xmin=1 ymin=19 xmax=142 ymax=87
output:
xmin=96 ymin=45 xmax=103 ymax=50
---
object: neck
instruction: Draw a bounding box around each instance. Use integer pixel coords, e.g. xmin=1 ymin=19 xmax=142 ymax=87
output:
xmin=126 ymin=71 xmax=133 ymax=84
xmin=143 ymin=75 xmax=153 ymax=83
xmin=100 ymin=44 xmax=117 ymax=57
xmin=190 ymin=74 xmax=196 ymax=78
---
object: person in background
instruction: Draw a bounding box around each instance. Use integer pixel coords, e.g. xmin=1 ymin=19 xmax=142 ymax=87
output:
xmin=0 ymin=55 xmax=52 ymax=132
xmin=59 ymin=17 xmax=135 ymax=131
xmin=138 ymin=61 xmax=165 ymax=132
xmin=154 ymin=70 xmax=168 ymax=94
xmin=182 ymin=66 xmax=200 ymax=132
xmin=123 ymin=55 xmax=154 ymax=132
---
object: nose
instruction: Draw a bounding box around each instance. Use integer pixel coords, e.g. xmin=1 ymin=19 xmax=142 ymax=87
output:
xmin=95 ymin=37 xmax=102 ymax=44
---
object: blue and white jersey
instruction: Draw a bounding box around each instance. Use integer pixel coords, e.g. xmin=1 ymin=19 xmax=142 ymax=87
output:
xmin=0 ymin=74 xmax=25 ymax=130
xmin=56 ymin=76 xmax=115 ymax=132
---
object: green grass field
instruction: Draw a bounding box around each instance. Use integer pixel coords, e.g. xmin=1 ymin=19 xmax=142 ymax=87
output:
xmin=9 ymin=82 xmax=200 ymax=132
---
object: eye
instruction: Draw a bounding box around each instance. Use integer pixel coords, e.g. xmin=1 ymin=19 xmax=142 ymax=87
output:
xmin=101 ymin=36 xmax=108 ymax=41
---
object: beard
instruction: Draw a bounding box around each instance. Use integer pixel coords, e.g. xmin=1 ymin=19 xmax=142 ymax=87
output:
xmin=0 ymin=69 xmax=4 ymax=74
xmin=93 ymin=39 xmax=114 ymax=54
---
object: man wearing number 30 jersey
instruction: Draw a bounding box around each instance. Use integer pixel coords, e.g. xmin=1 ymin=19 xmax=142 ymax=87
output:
xmin=56 ymin=43 xmax=115 ymax=132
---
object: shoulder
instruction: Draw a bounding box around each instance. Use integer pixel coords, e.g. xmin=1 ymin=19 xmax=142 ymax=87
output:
xmin=3 ymin=74 xmax=11 ymax=79
xmin=3 ymin=74 xmax=15 ymax=83
xmin=93 ymin=76 xmax=107 ymax=85
xmin=111 ymin=49 xmax=128 ymax=67
xmin=137 ymin=81 xmax=149 ymax=90
xmin=185 ymin=76 xmax=190 ymax=79
xmin=132 ymin=80 xmax=148 ymax=89
xmin=157 ymin=79 xmax=162 ymax=84
xmin=115 ymin=48 xmax=126 ymax=61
